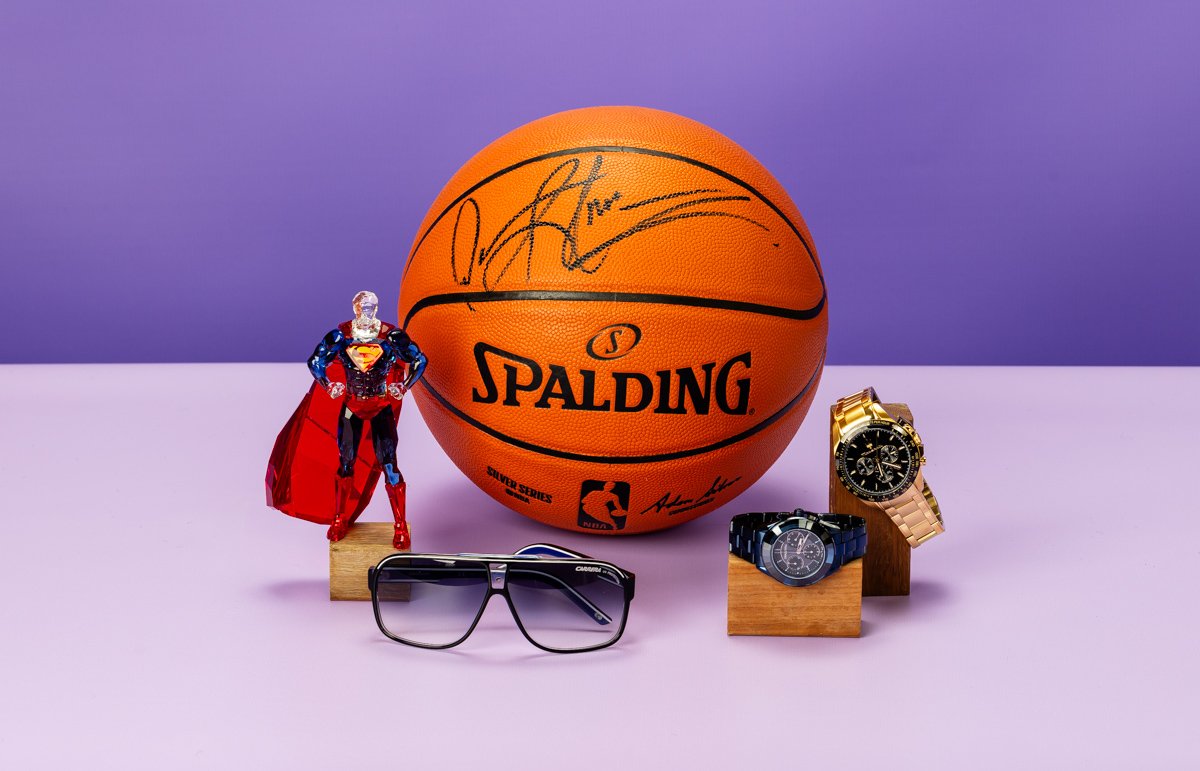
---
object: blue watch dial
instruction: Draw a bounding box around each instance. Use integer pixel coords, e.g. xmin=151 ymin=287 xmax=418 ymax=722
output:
xmin=770 ymin=529 xmax=826 ymax=580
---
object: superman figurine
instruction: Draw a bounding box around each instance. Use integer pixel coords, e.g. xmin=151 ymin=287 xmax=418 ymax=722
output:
xmin=266 ymin=291 xmax=427 ymax=549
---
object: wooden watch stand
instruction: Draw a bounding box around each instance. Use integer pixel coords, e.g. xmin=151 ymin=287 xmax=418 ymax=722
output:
xmin=727 ymin=555 xmax=862 ymax=637
xmin=725 ymin=401 xmax=921 ymax=635
xmin=829 ymin=402 xmax=913 ymax=597
xmin=329 ymin=522 xmax=409 ymax=600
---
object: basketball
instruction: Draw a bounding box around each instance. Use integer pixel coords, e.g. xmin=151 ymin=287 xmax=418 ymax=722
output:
xmin=398 ymin=106 xmax=827 ymax=534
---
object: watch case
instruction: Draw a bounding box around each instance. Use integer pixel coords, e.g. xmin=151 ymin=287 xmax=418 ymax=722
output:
xmin=758 ymin=516 xmax=838 ymax=587
xmin=833 ymin=417 xmax=923 ymax=503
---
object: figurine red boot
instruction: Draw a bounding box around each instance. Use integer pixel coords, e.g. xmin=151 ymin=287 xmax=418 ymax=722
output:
xmin=327 ymin=474 xmax=354 ymax=542
xmin=386 ymin=481 xmax=409 ymax=550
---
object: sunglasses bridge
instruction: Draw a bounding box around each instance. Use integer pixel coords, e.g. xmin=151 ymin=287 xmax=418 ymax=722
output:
xmin=488 ymin=562 xmax=507 ymax=589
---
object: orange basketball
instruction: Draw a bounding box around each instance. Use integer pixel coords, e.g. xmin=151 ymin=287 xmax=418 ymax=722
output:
xmin=398 ymin=106 xmax=827 ymax=534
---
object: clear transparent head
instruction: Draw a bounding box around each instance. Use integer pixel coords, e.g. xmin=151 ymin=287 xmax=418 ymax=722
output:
xmin=352 ymin=291 xmax=379 ymax=321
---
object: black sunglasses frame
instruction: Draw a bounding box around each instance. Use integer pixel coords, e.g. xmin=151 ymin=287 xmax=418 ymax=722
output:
xmin=368 ymin=544 xmax=636 ymax=654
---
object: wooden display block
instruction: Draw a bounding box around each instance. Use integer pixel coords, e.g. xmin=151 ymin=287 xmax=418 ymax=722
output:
xmin=727 ymin=554 xmax=862 ymax=637
xmin=329 ymin=522 xmax=409 ymax=601
xmin=830 ymin=402 xmax=913 ymax=597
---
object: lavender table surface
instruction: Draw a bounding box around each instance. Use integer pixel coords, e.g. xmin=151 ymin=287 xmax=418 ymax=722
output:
xmin=1 ymin=364 xmax=1196 ymax=768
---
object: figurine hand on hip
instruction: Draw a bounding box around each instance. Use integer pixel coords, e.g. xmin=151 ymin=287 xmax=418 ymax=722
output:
xmin=387 ymin=382 xmax=408 ymax=400
xmin=326 ymin=381 xmax=346 ymax=399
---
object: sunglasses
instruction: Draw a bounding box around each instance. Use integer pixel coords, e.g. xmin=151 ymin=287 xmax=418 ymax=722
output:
xmin=368 ymin=544 xmax=636 ymax=653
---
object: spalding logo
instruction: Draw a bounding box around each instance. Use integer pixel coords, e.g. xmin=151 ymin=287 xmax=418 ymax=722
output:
xmin=471 ymin=342 xmax=751 ymax=415
xmin=586 ymin=324 xmax=642 ymax=361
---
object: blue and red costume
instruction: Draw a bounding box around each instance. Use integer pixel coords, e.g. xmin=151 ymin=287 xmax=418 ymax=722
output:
xmin=267 ymin=304 xmax=426 ymax=549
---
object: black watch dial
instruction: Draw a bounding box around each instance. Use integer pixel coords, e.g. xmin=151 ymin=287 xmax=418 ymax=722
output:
xmin=769 ymin=528 xmax=827 ymax=580
xmin=837 ymin=422 xmax=919 ymax=501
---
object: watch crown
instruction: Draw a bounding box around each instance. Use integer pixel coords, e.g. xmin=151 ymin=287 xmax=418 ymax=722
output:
xmin=920 ymin=457 xmax=927 ymax=465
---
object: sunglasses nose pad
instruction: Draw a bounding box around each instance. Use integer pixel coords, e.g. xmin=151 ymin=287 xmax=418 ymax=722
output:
xmin=488 ymin=563 xmax=508 ymax=590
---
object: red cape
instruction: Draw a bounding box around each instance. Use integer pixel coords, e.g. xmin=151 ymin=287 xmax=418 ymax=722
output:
xmin=265 ymin=370 xmax=398 ymax=526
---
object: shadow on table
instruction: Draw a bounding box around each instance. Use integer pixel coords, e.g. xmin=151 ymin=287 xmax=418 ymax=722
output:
xmin=264 ymin=579 xmax=328 ymax=603
xmin=367 ymin=633 xmax=641 ymax=664
xmin=860 ymin=580 xmax=953 ymax=635
xmin=364 ymin=594 xmax=644 ymax=664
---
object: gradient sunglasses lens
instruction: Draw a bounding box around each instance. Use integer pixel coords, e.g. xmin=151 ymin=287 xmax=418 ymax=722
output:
xmin=506 ymin=563 xmax=629 ymax=651
xmin=374 ymin=558 xmax=490 ymax=647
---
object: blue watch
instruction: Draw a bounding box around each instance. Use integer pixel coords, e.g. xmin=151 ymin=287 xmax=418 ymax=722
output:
xmin=729 ymin=509 xmax=867 ymax=587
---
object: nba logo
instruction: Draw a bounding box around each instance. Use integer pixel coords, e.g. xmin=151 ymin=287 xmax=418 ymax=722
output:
xmin=578 ymin=481 xmax=631 ymax=531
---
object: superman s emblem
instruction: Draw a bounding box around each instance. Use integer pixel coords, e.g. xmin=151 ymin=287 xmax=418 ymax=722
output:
xmin=346 ymin=343 xmax=383 ymax=371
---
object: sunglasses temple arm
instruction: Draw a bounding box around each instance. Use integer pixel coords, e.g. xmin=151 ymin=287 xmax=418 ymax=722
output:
xmin=517 ymin=572 xmax=613 ymax=625
xmin=513 ymin=543 xmax=592 ymax=560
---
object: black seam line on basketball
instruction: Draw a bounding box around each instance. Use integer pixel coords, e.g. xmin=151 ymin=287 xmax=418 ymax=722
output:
xmin=402 ymin=145 xmax=825 ymax=293
xmin=402 ymin=289 xmax=825 ymax=329
xmin=415 ymin=347 xmax=825 ymax=465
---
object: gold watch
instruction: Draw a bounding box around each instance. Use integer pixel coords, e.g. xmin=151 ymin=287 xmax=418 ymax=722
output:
xmin=832 ymin=388 xmax=944 ymax=547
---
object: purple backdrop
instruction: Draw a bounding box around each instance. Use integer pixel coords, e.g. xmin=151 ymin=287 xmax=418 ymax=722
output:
xmin=2 ymin=1 xmax=1197 ymax=365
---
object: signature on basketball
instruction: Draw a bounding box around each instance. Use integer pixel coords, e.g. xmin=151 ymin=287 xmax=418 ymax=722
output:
xmin=640 ymin=475 xmax=742 ymax=517
xmin=448 ymin=155 xmax=769 ymax=292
